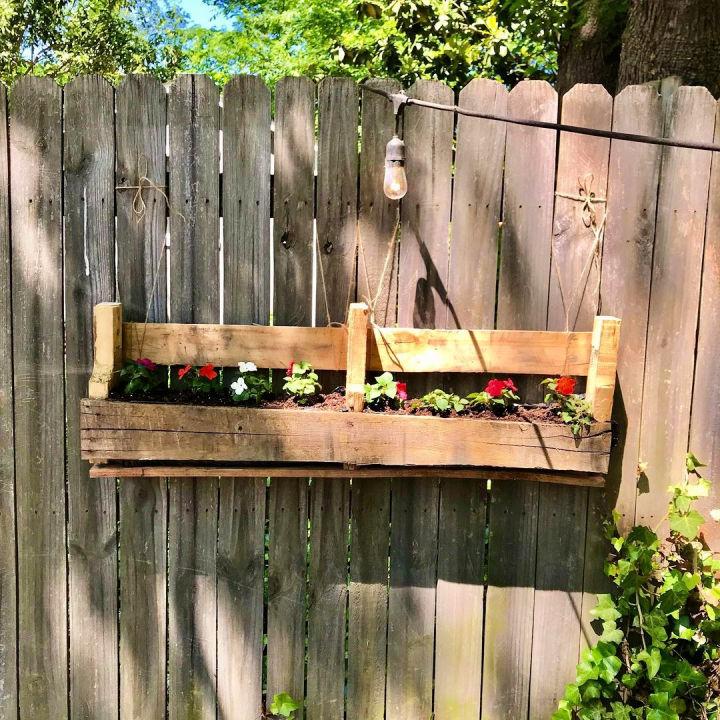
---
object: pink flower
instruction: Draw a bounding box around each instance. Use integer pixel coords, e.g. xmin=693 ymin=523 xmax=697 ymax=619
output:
xmin=503 ymin=378 xmax=517 ymax=393
xmin=397 ymin=382 xmax=408 ymax=400
xmin=485 ymin=379 xmax=506 ymax=398
xmin=178 ymin=364 xmax=192 ymax=379
xmin=286 ymin=360 xmax=295 ymax=377
xmin=137 ymin=358 xmax=157 ymax=372
xmin=198 ymin=363 xmax=218 ymax=381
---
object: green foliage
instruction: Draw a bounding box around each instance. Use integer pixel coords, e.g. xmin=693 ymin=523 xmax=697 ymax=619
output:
xmin=467 ymin=378 xmax=519 ymax=414
xmin=185 ymin=0 xmax=567 ymax=88
xmin=364 ymin=371 xmax=403 ymax=410
xmin=177 ymin=363 xmax=222 ymax=394
xmin=230 ymin=362 xmax=271 ymax=405
xmin=119 ymin=358 xmax=164 ymax=395
xmin=542 ymin=376 xmax=593 ymax=436
xmin=269 ymin=692 xmax=300 ymax=719
xmin=0 ymin=0 xmax=185 ymax=85
xmin=554 ymin=453 xmax=720 ymax=720
xmin=283 ymin=361 xmax=321 ymax=405
xmin=418 ymin=388 xmax=468 ymax=415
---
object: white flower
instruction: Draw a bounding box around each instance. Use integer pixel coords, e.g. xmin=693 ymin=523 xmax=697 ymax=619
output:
xmin=231 ymin=377 xmax=248 ymax=396
xmin=710 ymin=509 xmax=720 ymax=523
xmin=238 ymin=361 xmax=257 ymax=373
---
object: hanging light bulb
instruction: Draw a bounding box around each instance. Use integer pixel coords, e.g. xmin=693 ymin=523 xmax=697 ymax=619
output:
xmin=383 ymin=134 xmax=407 ymax=200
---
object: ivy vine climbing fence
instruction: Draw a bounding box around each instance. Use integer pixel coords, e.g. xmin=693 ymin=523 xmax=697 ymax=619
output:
xmin=0 ymin=73 xmax=718 ymax=720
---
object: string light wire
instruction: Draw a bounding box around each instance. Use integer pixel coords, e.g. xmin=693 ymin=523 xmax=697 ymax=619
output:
xmin=361 ymin=83 xmax=720 ymax=154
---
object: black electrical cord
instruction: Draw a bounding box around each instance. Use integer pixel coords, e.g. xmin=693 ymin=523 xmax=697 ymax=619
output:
xmin=361 ymin=83 xmax=720 ymax=154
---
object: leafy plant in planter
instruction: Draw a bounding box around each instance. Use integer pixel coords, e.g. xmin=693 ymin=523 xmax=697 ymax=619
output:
xmin=542 ymin=376 xmax=593 ymax=436
xmin=416 ymin=388 xmax=468 ymax=415
xmin=229 ymin=361 xmax=272 ymax=405
xmin=119 ymin=358 xmax=165 ymax=396
xmin=177 ymin=362 xmax=222 ymax=394
xmin=466 ymin=378 xmax=519 ymax=414
xmin=553 ymin=453 xmax=720 ymax=720
xmin=283 ymin=360 xmax=322 ymax=405
xmin=364 ymin=371 xmax=407 ymax=411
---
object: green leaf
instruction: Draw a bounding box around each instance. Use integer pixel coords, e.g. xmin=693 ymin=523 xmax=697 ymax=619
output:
xmin=270 ymin=692 xmax=300 ymax=718
xmin=669 ymin=509 xmax=704 ymax=539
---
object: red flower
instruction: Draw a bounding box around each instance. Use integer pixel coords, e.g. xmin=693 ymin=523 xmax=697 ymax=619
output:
xmin=198 ymin=363 xmax=218 ymax=381
xmin=503 ymin=378 xmax=518 ymax=392
xmin=556 ymin=376 xmax=576 ymax=395
xmin=286 ymin=360 xmax=295 ymax=377
xmin=178 ymin=364 xmax=192 ymax=379
xmin=137 ymin=358 xmax=157 ymax=371
xmin=485 ymin=378 xmax=506 ymax=398
xmin=397 ymin=382 xmax=408 ymax=400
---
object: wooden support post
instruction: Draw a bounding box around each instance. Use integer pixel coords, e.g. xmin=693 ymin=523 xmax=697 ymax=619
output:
xmin=345 ymin=302 xmax=370 ymax=411
xmin=585 ymin=316 xmax=621 ymax=422
xmin=88 ymin=302 xmax=123 ymax=399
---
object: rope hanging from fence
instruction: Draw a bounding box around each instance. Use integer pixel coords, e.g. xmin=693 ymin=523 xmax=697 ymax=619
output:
xmin=552 ymin=174 xmax=607 ymax=332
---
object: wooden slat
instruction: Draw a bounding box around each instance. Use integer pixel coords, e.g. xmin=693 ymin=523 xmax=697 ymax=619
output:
xmin=690 ymin=98 xmax=720 ymax=549
xmin=219 ymin=74 xmax=271 ymax=720
xmin=586 ymin=316 xmax=622 ymax=422
xmin=89 ymin=303 xmax=122 ymax=399
xmin=357 ymin=78 xmax=401 ymax=325
xmin=484 ymin=80 xmax=558 ymax=720
xmin=637 ymin=86 xmax=716 ymax=527
xmin=115 ymin=74 xmax=168 ymax=720
xmin=81 ymin=400 xmax=612 ymax=473
xmin=167 ymin=73 xmax=220 ymax=720
xmin=434 ymin=479 xmax=486 ymax=720
xmin=345 ymin=303 xmax=369 ymax=410
xmin=10 ymin=75 xmax=66 ymax=720
xmin=122 ymin=320 xmax=596 ymax=375
xmin=449 ymin=78 xmax=507 ymax=329
xmin=63 ymin=74 xmax=118 ymax=720
xmin=267 ymin=76 xmax=315 ymax=718
xmin=531 ymin=84 xmax=612 ymax=719
xmin=0 ymin=82 xmax=16 ymax=720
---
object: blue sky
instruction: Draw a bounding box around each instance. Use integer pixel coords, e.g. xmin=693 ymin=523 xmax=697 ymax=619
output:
xmin=177 ymin=0 xmax=232 ymax=28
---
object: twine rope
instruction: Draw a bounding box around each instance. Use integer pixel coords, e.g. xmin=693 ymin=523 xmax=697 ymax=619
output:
xmin=552 ymin=174 xmax=607 ymax=332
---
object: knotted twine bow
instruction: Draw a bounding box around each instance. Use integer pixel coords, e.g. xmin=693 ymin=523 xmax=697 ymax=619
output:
xmin=553 ymin=173 xmax=607 ymax=332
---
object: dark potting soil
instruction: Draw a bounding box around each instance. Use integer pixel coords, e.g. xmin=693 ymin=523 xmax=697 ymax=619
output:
xmin=108 ymin=388 xmax=567 ymax=424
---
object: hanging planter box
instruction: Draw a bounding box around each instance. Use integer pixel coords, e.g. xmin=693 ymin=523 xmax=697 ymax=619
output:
xmin=80 ymin=302 xmax=620 ymax=485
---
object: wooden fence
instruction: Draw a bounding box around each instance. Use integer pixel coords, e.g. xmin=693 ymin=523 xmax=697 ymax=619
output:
xmin=0 ymin=73 xmax=718 ymax=720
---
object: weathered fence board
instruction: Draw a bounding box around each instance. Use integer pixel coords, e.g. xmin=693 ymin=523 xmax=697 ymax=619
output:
xmin=115 ymin=74 xmax=168 ymax=720
xmin=63 ymin=74 xmax=118 ymax=720
xmin=1 ymin=73 xmax=718 ymax=720
xmin=167 ymin=73 xmax=220 ymax=720
xmin=0 ymin=84 xmax=16 ymax=720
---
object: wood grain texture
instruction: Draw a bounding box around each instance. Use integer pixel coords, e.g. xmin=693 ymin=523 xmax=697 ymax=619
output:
xmin=317 ymin=77 xmax=359 ymax=325
xmin=10 ymin=76 xmax=66 ymax=720
xmin=223 ymin=75 xmax=271 ymax=325
xmin=0 ymin=82 xmax=16 ymax=720
xmin=484 ymin=80 xmax=558 ymax=720
xmin=80 ymin=400 xmax=612 ymax=473
xmin=434 ymin=479 xmax=486 ymax=720
xmin=306 ymin=478 xmax=350 ymax=720
xmin=220 ymin=75 xmax=271 ymax=720
xmin=115 ymin=74 xmax=168 ymax=720
xmin=586 ymin=316 xmax=622 ymax=422
xmin=63 ymin=74 xmax=118 ymax=720
xmin=357 ymin=78 xmax=401 ymax=325
xmin=386 ymin=477 xmax=439 ymax=720
xmin=531 ymin=84 xmax=611 ymax=715
xmin=345 ymin=303 xmax=369 ymax=410
xmin=637 ymin=86 xmax=716 ymax=526
xmin=89 ymin=303 xmax=122 ymax=399
xmin=449 ymin=78 xmax=507 ymax=329
xmin=690 ymin=98 xmax=720 ymax=549
xmin=273 ymin=77 xmax=315 ymax=326
xmin=167 ymin=73 xmax=220 ymax=720
xmin=347 ymin=478 xmax=390 ymax=720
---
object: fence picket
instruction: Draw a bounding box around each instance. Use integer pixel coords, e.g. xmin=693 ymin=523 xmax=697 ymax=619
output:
xmin=0 ymin=83 xmax=16 ymax=720
xmin=484 ymin=80 xmax=558 ymax=720
xmin=218 ymin=74 xmax=271 ymax=720
xmin=63 ymin=74 xmax=118 ymax=720
xmin=115 ymin=74 xmax=168 ymax=720
xmin=10 ymin=75 xmax=66 ymax=720
xmin=690 ymin=98 xmax=720 ymax=548
xmin=637 ymin=86 xmax=716 ymax=527
xmin=167 ymin=73 xmax=220 ymax=720
xmin=530 ymin=84 xmax=613 ymax=718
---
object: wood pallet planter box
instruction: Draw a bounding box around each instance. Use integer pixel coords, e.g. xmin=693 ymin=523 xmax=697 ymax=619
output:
xmin=80 ymin=302 xmax=621 ymax=484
